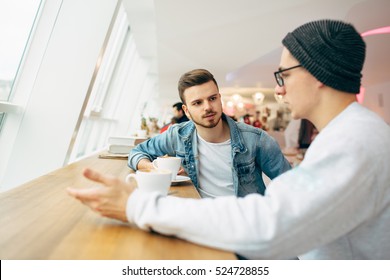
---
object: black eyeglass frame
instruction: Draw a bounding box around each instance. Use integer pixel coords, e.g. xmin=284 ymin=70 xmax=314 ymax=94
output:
xmin=274 ymin=64 xmax=302 ymax=87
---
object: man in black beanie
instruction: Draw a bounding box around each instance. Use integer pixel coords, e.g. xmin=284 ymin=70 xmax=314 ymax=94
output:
xmin=68 ymin=20 xmax=390 ymax=260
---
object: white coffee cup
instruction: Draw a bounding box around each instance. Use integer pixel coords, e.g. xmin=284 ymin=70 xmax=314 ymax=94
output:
xmin=126 ymin=169 xmax=172 ymax=195
xmin=152 ymin=156 xmax=181 ymax=180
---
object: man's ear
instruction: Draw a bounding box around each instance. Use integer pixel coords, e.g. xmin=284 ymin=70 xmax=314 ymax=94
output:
xmin=182 ymin=104 xmax=191 ymax=120
xmin=317 ymin=80 xmax=325 ymax=89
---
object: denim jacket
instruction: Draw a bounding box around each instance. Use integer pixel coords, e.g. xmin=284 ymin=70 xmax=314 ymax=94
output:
xmin=128 ymin=114 xmax=291 ymax=197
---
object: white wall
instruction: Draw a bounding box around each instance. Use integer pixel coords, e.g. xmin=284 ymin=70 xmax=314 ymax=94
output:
xmin=0 ymin=0 xmax=118 ymax=191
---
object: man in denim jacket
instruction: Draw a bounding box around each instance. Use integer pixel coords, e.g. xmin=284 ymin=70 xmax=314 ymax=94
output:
xmin=128 ymin=69 xmax=290 ymax=197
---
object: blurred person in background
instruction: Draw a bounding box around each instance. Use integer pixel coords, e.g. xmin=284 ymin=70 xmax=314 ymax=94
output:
xmin=160 ymin=102 xmax=189 ymax=133
xmin=172 ymin=102 xmax=189 ymax=123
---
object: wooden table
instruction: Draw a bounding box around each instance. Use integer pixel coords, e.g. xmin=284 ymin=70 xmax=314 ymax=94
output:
xmin=0 ymin=153 xmax=235 ymax=260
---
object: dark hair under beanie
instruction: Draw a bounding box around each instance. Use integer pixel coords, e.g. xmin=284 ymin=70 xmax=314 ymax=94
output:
xmin=282 ymin=19 xmax=366 ymax=94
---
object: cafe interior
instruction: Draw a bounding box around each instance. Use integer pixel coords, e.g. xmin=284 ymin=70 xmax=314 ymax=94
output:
xmin=0 ymin=0 xmax=389 ymax=259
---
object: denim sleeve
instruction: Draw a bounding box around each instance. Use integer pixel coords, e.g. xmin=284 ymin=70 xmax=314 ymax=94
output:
xmin=258 ymin=132 xmax=291 ymax=179
xmin=128 ymin=129 xmax=177 ymax=170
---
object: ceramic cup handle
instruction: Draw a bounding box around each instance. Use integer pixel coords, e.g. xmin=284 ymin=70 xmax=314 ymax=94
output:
xmin=152 ymin=159 xmax=158 ymax=169
xmin=125 ymin=173 xmax=137 ymax=184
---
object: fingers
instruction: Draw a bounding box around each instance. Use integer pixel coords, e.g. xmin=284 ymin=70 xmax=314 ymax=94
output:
xmin=177 ymin=167 xmax=185 ymax=175
xmin=67 ymin=169 xmax=134 ymax=222
xmin=67 ymin=186 xmax=106 ymax=211
xmin=70 ymin=169 xmax=131 ymax=200
xmin=67 ymin=187 xmax=104 ymax=216
xmin=67 ymin=186 xmax=102 ymax=201
xmin=83 ymin=168 xmax=118 ymax=187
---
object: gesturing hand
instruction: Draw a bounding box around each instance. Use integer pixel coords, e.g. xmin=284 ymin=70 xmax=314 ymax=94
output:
xmin=67 ymin=168 xmax=136 ymax=222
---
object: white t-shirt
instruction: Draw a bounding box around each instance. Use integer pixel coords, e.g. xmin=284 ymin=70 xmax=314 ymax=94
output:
xmin=196 ymin=134 xmax=233 ymax=198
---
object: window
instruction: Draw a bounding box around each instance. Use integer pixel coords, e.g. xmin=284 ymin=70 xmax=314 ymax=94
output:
xmin=66 ymin=3 xmax=155 ymax=163
xmin=0 ymin=0 xmax=42 ymax=132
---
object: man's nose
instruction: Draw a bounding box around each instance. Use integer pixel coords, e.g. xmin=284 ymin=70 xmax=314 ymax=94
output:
xmin=274 ymin=84 xmax=286 ymax=96
xmin=203 ymin=100 xmax=212 ymax=110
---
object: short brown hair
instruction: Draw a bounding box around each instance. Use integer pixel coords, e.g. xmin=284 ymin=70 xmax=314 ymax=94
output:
xmin=178 ymin=69 xmax=219 ymax=104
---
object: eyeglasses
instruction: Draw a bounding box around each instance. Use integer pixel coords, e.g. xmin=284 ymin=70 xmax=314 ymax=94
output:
xmin=274 ymin=64 xmax=302 ymax=87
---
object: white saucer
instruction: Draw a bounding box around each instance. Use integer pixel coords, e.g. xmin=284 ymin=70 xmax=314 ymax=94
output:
xmin=172 ymin=175 xmax=191 ymax=183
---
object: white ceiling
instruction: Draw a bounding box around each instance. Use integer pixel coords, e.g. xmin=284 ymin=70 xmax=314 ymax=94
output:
xmin=123 ymin=0 xmax=390 ymax=103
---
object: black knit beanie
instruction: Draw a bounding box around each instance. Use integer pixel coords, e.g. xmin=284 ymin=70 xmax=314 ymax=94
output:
xmin=282 ymin=19 xmax=366 ymax=93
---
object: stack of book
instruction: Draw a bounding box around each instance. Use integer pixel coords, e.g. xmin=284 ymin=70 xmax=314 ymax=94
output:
xmin=107 ymin=136 xmax=148 ymax=154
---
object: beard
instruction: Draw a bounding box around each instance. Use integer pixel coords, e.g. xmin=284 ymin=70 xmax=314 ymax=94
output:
xmin=187 ymin=110 xmax=222 ymax=129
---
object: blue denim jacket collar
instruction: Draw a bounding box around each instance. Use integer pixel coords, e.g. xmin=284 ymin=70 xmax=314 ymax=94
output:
xmin=225 ymin=115 xmax=247 ymax=154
